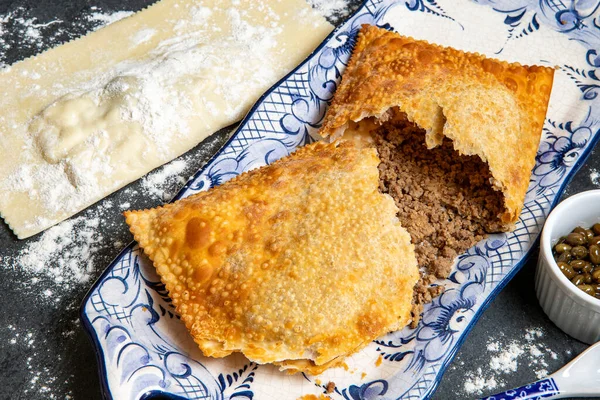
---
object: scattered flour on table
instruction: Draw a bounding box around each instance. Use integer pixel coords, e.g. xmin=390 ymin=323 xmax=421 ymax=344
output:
xmin=489 ymin=342 xmax=524 ymax=373
xmin=590 ymin=168 xmax=600 ymax=186
xmin=463 ymin=327 xmax=563 ymax=396
xmin=5 ymin=204 xmax=114 ymax=295
xmin=142 ymin=160 xmax=188 ymax=201
xmin=140 ymin=134 xmax=229 ymax=201
xmin=15 ymin=216 xmax=102 ymax=288
xmin=0 ymin=7 xmax=134 ymax=67
xmin=6 ymin=325 xmax=76 ymax=399
xmin=0 ymin=7 xmax=62 ymax=65
xmin=307 ymin=0 xmax=354 ymax=20
xmin=86 ymin=8 xmax=134 ymax=29
xmin=464 ymin=369 xmax=498 ymax=394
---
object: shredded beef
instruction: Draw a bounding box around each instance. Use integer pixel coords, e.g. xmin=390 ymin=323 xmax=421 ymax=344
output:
xmin=372 ymin=117 xmax=505 ymax=327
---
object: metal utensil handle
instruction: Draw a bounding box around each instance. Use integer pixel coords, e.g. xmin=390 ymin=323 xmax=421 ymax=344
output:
xmin=478 ymin=378 xmax=561 ymax=400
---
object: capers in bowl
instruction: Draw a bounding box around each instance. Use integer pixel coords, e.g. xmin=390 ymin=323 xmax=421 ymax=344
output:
xmin=571 ymin=246 xmax=589 ymax=259
xmin=566 ymin=232 xmax=586 ymax=246
xmin=553 ymin=224 xmax=600 ymax=299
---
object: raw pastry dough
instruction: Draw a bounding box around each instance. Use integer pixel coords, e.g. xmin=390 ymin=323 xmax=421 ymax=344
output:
xmin=0 ymin=0 xmax=333 ymax=239
xmin=125 ymin=141 xmax=419 ymax=375
xmin=318 ymin=25 xmax=555 ymax=227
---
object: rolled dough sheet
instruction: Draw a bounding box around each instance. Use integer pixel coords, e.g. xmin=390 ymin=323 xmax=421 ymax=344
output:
xmin=0 ymin=0 xmax=333 ymax=239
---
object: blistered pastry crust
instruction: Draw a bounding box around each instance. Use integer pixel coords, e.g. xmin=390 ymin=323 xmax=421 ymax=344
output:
xmin=125 ymin=141 xmax=419 ymax=374
xmin=319 ymin=25 xmax=555 ymax=227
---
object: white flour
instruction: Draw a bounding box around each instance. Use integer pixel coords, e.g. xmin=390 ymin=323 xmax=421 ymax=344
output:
xmin=8 ymin=212 xmax=106 ymax=293
xmin=462 ymin=328 xmax=561 ymax=396
xmin=464 ymin=369 xmax=498 ymax=394
xmin=307 ymin=0 xmax=353 ymax=20
xmin=140 ymin=131 xmax=230 ymax=200
xmin=0 ymin=7 xmax=134 ymax=67
xmin=0 ymin=0 xmax=319 ymax=233
xmin=8 ymin=324 xmax=76 ymax=399
xmin=131 ymin=28 xmax=157 ymax=45
xmin=590 ymin=168 xmax=600 ymax=185
xmin=142 ymin=160 xmax=189 ymax=201
xmin=87 ymin=8 xmax=134 ymax=29
xmin=489 ymin=342 xmax=525 ymax=373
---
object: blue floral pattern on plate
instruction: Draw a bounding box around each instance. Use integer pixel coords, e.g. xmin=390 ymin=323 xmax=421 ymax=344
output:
xmin=481 ymin=377 xmax=560 ymax=400
xmin=81 ymin=1 xmax=600 ymax=399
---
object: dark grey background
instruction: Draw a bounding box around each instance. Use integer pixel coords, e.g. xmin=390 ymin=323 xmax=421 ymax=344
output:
xmin=0 ymin=0 xmax=597 ymax=399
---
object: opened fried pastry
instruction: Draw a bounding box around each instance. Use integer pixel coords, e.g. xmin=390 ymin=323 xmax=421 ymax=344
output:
xmin=125 ymin=141 xmax=419 ymax=374
xmin=319 ymin=24 xmax=554 ymax=228
xmin=317 ymin=25 xmax=554 ymax=326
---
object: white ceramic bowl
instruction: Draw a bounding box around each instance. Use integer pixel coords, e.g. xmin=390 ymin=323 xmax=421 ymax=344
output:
xmin=536 ymin=190 xmax=600 ymax=344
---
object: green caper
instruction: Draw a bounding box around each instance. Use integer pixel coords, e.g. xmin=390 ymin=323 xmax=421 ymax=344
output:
xmin=585 ymin=229 xmax=595 ymax=241
xmin=570 ymin=259 xmax=588 ymax=270
xmin=577 ymin=284 xmax=595 ymax=295
xmin=573 ymin=227 xmax=592 ymax=242
xmin=557 ymin=262 xmax=577 ymax=279
xmin=566 ymin=233 xmax=586 ymax=246
xmin=554 ymin=243 xmax=572 ymax=254
xmin=589 ymin=236 xmax=600 ymax=247
xmin=571 ymin=246 xmax=589 ymax=259
xmin=557 ymin=251 xmax=572 ymax=263
xmin=590 ymin=245 xmax=600 ymax=265
xmin=572 ymin=275 xmax=585 ymax=285
xmin=557 ymin=225 xmax=600 ymax=294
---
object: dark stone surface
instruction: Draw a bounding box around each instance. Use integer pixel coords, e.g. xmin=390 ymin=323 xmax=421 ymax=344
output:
xmin=0 ymin=1 xmax=597 ymax=399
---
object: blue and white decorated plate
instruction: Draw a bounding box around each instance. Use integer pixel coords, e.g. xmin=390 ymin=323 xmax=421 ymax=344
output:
xmin=81 ymin=0 xmax=600 ymax=399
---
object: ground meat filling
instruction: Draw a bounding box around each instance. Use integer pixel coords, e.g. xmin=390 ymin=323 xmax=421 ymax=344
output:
xmin=372 ymin=118 xmax=506 ymax=327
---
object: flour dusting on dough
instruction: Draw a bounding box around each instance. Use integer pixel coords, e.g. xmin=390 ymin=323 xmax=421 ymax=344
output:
xmin=131 ymin=28 xmax=156 ymax=45
xmin=0 ymin=0 xmax=332 ymax=238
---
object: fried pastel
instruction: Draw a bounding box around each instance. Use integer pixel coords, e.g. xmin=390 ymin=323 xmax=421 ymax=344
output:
xmin=319 ymin=25 xmax=555 ymax=228
xmin=125 ymin=141 xmax=418 ymax=375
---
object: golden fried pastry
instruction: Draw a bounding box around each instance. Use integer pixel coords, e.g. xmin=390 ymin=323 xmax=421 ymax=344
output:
xmin=125 ymin=141 xmax=419 ymax=374
xmin=318 ymin=24 xmax=555 ymax=228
